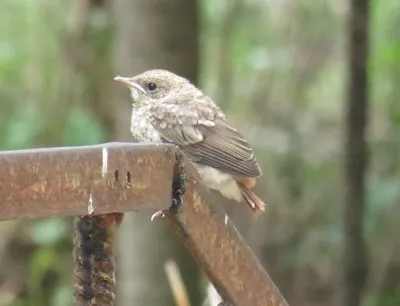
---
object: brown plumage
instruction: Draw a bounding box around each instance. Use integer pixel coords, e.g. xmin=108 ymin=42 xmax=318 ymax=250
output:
xmin=114 ymin=69 xmax=265 ymax=213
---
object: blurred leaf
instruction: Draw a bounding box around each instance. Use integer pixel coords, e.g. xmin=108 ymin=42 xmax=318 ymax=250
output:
xmin=62 ymin=106 xmax=106 ymax=145
xmin=29 ymin=247 xmax=57 ymax=305
xmin=1 ymin=102 xmax=39 ymax=150
xmin=366 ymin=177 xmax=400 ymax=211
xmin=30 ymin=219 xmax=67 ymax=246
xmin=372 ymin=42 xmax=400 ymax=71
xmin=51 ymin=286 xmax=73 ymax=306
xmin=365 ymin=177 xmax=400 ymax=239
xmin=230 ymin=26 xmax=252 ymax=72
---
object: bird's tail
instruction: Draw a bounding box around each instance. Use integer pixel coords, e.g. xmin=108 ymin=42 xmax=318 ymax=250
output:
xmin=238 ymin=183 xmax=265 ymax=213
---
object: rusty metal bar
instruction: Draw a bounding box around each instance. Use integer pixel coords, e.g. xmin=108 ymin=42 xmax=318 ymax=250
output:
xmin=0 ymin=143 xmax=176 ymax=220
xmin=0 ymin=143 xmax=289 ymax=305
xmin=169 ymin=154 xmax=289 ymax=306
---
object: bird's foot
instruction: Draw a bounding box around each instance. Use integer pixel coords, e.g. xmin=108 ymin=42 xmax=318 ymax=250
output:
xmin=150 ymin=209 xmax=169 ymax=222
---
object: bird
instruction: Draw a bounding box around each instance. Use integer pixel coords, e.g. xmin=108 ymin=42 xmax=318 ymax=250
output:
xmin=114 ymin=69 xmax=265 ymax=219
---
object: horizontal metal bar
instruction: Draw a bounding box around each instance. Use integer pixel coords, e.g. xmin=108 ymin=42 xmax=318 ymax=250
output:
xmin=0 ymin=143 xmax=176 ymax=220
xmin=0 ymin=143 xmax=288 ymax=305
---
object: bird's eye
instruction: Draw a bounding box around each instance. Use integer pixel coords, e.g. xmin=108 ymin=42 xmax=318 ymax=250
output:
xmin=147 ymin=82 xmax=157 ymax=92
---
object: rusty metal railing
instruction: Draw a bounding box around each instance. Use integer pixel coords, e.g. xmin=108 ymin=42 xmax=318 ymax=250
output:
xmin=0 ymin=142 xmax=289 ymax=306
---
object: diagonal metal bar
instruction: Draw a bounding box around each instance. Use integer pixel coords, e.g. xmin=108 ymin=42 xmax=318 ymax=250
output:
xmin=169 ymin=153 xmax=289 ymax=306
xmin=0 ymin=143 xmax=289 ymax=306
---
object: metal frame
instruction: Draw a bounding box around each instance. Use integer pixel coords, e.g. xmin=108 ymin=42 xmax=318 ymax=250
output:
xmin=0 ymin=142 xmax=289 ymax=306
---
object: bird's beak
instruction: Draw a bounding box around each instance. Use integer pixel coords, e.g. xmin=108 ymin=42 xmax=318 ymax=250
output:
xmin=114 ymin=76 xmax=146 ymax=94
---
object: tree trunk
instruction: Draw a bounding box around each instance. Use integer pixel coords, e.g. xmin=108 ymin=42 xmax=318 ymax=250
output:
xmin=343 ymin=0 xmax=369 ymax=305
xmin=112 ymin=1 xmax=201 ymax=305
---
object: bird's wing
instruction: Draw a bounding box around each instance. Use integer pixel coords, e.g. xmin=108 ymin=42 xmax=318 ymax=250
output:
xmin=151 ymin=107 xmax=261 ymax=178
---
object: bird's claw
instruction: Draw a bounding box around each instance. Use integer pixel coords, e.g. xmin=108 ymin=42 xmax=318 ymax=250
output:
xmin=150 ymin=210 xmax=168 ymax=222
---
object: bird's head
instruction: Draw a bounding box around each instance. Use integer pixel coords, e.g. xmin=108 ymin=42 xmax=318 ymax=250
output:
xmin=114 ymin=69 xmax=197 ymax=105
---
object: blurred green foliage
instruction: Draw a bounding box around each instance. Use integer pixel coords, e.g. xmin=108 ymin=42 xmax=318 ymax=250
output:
xmin=0 ymin=0 xmax=399 ymax=305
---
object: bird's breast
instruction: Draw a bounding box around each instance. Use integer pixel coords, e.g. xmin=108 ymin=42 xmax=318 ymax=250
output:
xmin=130 ymin=107 xmax=161 ymax=142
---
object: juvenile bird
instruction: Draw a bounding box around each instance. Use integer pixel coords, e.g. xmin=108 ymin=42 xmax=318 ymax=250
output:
xmin=114 ymin=70 xmax=265 ymax=218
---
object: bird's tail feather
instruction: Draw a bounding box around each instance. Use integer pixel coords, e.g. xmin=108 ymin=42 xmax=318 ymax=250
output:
xmin=238 ymin=183 xmax=265 ymax=213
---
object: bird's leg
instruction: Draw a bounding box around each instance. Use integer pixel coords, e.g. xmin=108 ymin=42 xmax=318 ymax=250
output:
xmin=170 ymin=150 xmax=188 ymax=213
xmin=151 ymin=150 xmax=188 ymax=221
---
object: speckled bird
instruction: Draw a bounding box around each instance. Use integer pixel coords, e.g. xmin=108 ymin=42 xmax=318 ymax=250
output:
xmin=114 ymin=70 xmax=265 ymax=217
